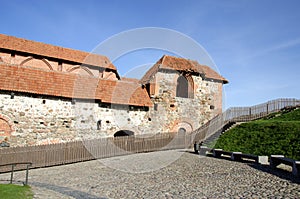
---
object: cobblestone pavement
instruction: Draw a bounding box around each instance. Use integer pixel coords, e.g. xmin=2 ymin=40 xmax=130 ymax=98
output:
xmin=1 ymin=149 xmax=299 ymax=198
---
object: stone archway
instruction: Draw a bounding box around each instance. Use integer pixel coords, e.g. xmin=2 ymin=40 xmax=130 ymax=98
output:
xmin=171 ymin=121 xmax=193 ymax=133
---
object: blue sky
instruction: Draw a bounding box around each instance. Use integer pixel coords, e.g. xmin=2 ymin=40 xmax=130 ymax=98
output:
xmin=1 ymin=0 xmax=299 ymax=108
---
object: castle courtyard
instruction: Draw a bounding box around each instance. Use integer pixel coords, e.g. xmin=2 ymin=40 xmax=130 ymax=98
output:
xmin=1 ymin=150 xmax=299 ymax=198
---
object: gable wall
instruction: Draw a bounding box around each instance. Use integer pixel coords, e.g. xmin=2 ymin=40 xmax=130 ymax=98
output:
xmin=149 ymin=71 xmax=223 ymax=133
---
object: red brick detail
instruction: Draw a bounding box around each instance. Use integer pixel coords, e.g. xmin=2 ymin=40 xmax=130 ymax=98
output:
xmin=0 ymin=63 xmax=152 ymax=107
xmin=170 ymin=119 xmax=193 ymax=133
xmin=67 ymin=66 xmax=94 ymax=76
xmin=0 ymin=34 xmax=116 ymax=70
xmin=0 ymin=115 xmax=13 ymax=137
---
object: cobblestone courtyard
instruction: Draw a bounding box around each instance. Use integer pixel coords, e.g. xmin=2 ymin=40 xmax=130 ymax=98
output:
xmin=1 ymin=150 xmax=299 ymax=198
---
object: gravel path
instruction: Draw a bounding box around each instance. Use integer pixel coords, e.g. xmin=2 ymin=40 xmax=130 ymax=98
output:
xmin=1 ymin=149 xmax=299 ymax=198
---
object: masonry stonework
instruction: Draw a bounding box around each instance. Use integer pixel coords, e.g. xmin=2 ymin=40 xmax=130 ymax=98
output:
xmin=0 ymin=34 xmax=228 ymax=146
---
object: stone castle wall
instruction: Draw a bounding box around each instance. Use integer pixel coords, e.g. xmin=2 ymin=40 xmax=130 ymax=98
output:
xmin=0 ymin=93 xmax=151 ymax=146
xmin=0 ymin=68 xmax=223 ymax=147
xmin=146 ymin=71 xmax=223 ymax=133
xmin=0 ymin=35 xmax=227 ymax=147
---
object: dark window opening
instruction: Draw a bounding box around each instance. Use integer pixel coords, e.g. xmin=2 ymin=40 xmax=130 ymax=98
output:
xmin=97 ymin=120 xmax=101 ymax=130
xmin=146 ymin=84 xmax=150 ymax=96
xmin=154 ymin=104 xmax=158 ymax=111
xmin=114 ymin=130 xmax=134 ymax=137
xmin=42 ymin=99 xmax=46 ymax=104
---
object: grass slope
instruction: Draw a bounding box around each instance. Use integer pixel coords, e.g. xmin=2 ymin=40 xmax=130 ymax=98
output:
xmin=0 ymin=184 xmax=33 ymax=199
xmin=214 ymin=108 xmax=300 ymax=160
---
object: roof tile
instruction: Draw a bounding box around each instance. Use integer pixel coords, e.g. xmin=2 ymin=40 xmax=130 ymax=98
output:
xmin=0 ymin=63 xmax=152 ymax=107
xmin=140 ymin=55 xmax=228 ymax=84
xmin=0 ymin=34 xmax=116 ymax=71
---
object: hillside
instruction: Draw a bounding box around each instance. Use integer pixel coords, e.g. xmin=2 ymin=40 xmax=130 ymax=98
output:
xmin=214 ymin=108 xmax=300 ymax=160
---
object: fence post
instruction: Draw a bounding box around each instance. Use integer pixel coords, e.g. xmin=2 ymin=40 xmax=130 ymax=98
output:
xmin=25 ymin=163 xmax=31 ymax=185
xmin=249 ymin=107 xmax=252 ymax=118
xmin=10 ymin=164 xmax=15 ymax=184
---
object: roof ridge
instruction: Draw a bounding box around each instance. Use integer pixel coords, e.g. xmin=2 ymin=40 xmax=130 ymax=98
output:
xmin=0 ymin=33 xmax=116 ymax=70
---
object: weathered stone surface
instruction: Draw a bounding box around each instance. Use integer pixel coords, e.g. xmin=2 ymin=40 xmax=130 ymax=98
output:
xmin=0 ymin=67 xmax=223 ymax=147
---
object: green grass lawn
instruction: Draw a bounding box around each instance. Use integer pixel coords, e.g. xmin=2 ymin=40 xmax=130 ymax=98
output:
xmin=0 ymin=184 xmax=33 ymax=199
xmin=214 ymin=108 xmax=300 ymax=160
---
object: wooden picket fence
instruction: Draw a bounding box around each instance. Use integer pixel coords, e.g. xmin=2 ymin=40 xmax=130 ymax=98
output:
xmin=0 ymin=133 xmax=194 ymax=172
xmin=0 ymin=98 xmax=299 ymax=172
xmin=193 ymin=98 xmax=300 ymax=142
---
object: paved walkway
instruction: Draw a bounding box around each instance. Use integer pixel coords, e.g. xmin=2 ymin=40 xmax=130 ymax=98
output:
xmin=1 ymin=150 xmax=299 ymax=198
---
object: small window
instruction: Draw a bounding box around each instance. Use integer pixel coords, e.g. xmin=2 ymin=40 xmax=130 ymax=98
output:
xmin=97 ymin=120 xmax=101 ymax=130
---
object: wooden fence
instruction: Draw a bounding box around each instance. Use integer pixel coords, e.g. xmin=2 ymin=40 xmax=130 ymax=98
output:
xmin=0 ymin=98 xmax=299 ymax=172
xmin=193 ymin=98 xmax=300 ymax=142
xmin=0 ymin=133 xmax=193 ymax=172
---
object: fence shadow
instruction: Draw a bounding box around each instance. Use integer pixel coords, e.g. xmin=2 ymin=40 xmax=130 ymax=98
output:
xmin=31 ymin=181 xmax=105 ymax=199
xmin=247 ymin=163 xmax=300 ymax=184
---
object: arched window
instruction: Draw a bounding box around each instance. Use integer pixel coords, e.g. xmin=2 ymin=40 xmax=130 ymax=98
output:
xmin=176 ymin=75 xmax=194 ymax=98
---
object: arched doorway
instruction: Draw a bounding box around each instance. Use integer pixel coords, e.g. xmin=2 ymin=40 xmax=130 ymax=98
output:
xmin=171 ymin=121 xmax=193 ymax=133
xmin=114 ymin=130 xmax=135 ymax=137
xmin=176 ymin=75 xmax=194 ymax=98
xmin=178 ymin=127 xmax=187 ymax=134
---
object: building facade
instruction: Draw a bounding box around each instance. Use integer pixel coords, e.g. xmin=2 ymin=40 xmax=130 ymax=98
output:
xmin=0 ymin=34 xmax=228 ymax=146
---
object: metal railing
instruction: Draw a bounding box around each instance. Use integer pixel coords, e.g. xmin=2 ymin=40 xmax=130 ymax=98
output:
xmin=0 ymin=162 xmax=32 ymax=185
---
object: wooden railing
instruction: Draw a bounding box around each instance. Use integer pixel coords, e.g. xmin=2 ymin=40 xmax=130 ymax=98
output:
xmin=0 ymin=133 xmax=192 ymax=172
xmin=192 ymin=98 xmax=300 ymax=142
xmin=0 ymin=98 xmax=299 ymax=172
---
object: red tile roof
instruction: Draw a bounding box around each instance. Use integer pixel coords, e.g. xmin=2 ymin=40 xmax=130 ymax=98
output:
xmin=140 ymin=55 xmax=228 ymax=84
xmin=0 ymin=63 xmax=152 ymax=107
xmin=0 ymin=34 xmax=116 ymax=71
xmin=121 ymin=77 xmax=140 ymax=83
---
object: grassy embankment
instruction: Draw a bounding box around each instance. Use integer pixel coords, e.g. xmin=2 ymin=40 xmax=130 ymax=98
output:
xmin=0 ymin=184 xmax=33 ymax=199
xmin=214 ymin=108 xmax=300 ymax=160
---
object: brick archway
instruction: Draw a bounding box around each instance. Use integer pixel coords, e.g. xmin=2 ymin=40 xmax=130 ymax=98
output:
xmin=0 ymin=115 xmax=14 ymax=138
xmin=170 ymin=120 xmax=193 ymax=133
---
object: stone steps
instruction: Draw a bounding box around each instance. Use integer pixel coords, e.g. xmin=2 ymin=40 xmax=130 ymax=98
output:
xmin=202 ymin=122 xmax=239 ymax=147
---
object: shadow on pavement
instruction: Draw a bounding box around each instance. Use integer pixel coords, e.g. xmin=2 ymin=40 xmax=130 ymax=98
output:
xmin=31 ymin=181 xmax=107 ymax=199
xmin=248 ymin=164 xmax=300 ymax=184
